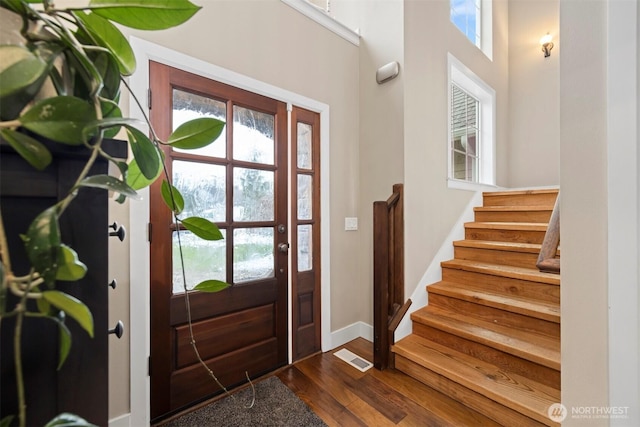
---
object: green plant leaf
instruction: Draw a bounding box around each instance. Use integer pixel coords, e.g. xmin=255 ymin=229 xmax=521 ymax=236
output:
xmin=168 ymin=117 xmax=225 ymax=149
xmin=44 ymin=412 xmax=96 ymax=427
xmin=0 ymin=0 xmax=26 ymax=13
xmin=78 ymin=174 xmax=141 ymax=200
xmin=37 ymin=297 xmax=51 ymax=315
xmin=56 ymin=319 xmax=72 ymax=370
xmin=127 ymin=126 xmax=161 ymax=180
xmin=73 ymin=10 xmax=136 ymax=76
xmin=94 ymin=52 xmax=122 ymax=101
xmin=180 ymin=217 xmax=223 ymax=241
xmin=0 ymin=415 xmax=14 ymax=427
xmin=24 ymin=207 xmax=60 ymax=288
xmin=56 ymin=244 xmax=87 ymax=281
xmin=88 ymin=0 xmax=201 ymax=30
xmin=0 ymin=45 xmax=48 ymax=120
xmin=42 ymin=291 xmax=94 ymax=338
xmin=0 ymin=128 xmax=52 ymax=170
xmin=100 ymin=99 xmax=123 ymax=138
xmin=0 ymin=46 xmax=47 ymax=96
xmin=125 ymin=158 xmax=161 ymax=190
xmin=193 ymin=280 xmax=230 ymax=293
xmin=19 ymin=96 xmax=97 ymax=145
xmin=160 ymin=180 xmax=184 ymax=215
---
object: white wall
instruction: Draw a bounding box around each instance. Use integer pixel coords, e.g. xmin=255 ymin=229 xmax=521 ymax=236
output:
xmin=607 ymin=1 xmax=639 ymax=424
xmin=508 ymin=0 xmax=560 ymax=187
xmin=560 ymin=0 xmax=610 ymax=424
xmin=402 ymin=0 xmax=510 ymax=297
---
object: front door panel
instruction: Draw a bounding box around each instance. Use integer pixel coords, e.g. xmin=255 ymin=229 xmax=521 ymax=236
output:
xmin=149 ymin=62 xmax=288 ymax=420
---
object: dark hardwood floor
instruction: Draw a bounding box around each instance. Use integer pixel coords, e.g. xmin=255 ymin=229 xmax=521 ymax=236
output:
xmin=277 ymin=338 xmax=501 ymax=427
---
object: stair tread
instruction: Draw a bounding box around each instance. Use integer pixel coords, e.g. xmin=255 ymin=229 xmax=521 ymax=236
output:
xmin=474 ymin=206 xmax=554 ymax=212
xmin=465 ymin=222 xmax=549 ymax=231
xmin=453 ymin=240 xmax=561 ymax=257
xmin=393 ymin=334 xmax=560 ymax=426
xmin=411 ymin=306 xmax=561 ymax=370
xmin=483 ymin=188 xmax=559 ymax=197
xmin=428 ymin=281 xmax=560 ymax=323
xmin=441 ymin=259 xmax=561 ymax=285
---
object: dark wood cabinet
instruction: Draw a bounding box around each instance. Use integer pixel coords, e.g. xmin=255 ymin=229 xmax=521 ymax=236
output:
xmin=0 ymin=140 xmax=126 ymax=426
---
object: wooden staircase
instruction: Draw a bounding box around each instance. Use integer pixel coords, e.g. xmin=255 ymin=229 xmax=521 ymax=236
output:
xmin=393 ymin=189 xmax=561 ymax=427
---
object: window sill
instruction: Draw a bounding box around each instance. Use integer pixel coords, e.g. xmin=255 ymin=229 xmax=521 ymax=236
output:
xmin=281 ymin=0 xmax=360 ymax=46
xmin=448 ymin=178 xmax=499 ymax=192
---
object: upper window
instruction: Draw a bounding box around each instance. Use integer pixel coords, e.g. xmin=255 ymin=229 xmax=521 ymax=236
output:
xmin=451 ymin=85 xmax=480 ymax=182
xmin=450 ymin=0 xmax=493 ymax=60
xmin=450 ymin=0 xmax=481 ymax=48
xmin=448 ymin=54 xmax=496 ymax=187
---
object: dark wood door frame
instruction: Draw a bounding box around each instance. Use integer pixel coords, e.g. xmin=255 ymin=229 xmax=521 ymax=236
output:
xmin=124 ymin=47 xmax=329 ymax=424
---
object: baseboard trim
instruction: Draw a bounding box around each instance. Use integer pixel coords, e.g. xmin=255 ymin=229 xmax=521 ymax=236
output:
xmin=109 ymin=413 xmax=131 ymax=427
xmin=330 ymin=321 xmax=373 ymax=349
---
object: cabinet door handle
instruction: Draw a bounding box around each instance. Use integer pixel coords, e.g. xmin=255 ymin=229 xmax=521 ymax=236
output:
xmin=108 ymin=279 xmax=117 ymax=289
xmin=108 ymin=222 xmax=126 ymax=241
xmin=108 ymin=320 xmax=125 ymax=339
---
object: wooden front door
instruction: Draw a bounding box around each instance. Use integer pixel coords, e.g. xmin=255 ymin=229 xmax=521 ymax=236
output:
xmin=290 ymin=106 xmax=322 ymax=360
xmin=148 ymin=62 xmax=289 ymax=420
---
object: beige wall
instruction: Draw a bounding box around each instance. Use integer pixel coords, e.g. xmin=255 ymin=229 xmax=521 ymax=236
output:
xmin=97 ymin=0 xmax=362 ymax=419
xmin=403 ymin=0 xmax=510 ymax=296
xmin=559 ymin=0 xmax=610 ymax=423
xmin=508 ymin=0 xmax=560 ymax=187
xmin=356 ymin=0 xmax=405 ymax=326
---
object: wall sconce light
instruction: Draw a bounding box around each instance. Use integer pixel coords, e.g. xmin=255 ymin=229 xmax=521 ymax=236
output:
xmin=540 ymin=33 xmax=554 ymax=58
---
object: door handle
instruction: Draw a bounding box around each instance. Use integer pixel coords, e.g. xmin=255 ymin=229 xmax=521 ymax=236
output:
xmin=278 ymin=243 xmax=290 ymax=254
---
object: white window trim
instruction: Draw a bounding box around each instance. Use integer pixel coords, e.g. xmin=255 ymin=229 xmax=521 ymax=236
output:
xmin=481 ymin=0 xmax=493 ymax=60
xmin=281 ymin=0 xmax=360 ymax=46
xmin=448 ymin=53 xmax=496 ymax=190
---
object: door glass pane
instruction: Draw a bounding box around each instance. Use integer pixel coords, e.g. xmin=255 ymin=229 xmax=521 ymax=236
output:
xmin=173 ymin=160 xmax=226 ymax=222
xmin=233 ymin=106 xmax=274 ymax=165
xmin=297 ymin=122 xmax=312 ymax=170
xmin=233 ymin=167 xmax=274 ymax=221
xmin=233 ymin=228 xmax=274 ymax=282
xmin=297 ymin=174 xmax=312 ymax=221
xmin=298 ymin=224 xmax=312 ymax=272
xmin=172 ymin=89 xmax=226 ymax=158
xmin=173 ymin=230 xmax=226 ymax=294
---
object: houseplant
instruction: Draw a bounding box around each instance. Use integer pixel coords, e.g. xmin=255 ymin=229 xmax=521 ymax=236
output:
xmin=0 ymin=1 xmax=229 ymax=425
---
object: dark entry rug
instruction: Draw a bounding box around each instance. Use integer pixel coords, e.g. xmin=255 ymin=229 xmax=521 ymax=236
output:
xmin=163 ymin=376 xmax=327 ymax=427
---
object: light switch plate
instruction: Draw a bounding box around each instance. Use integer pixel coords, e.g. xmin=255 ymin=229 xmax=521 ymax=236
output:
xmin=345 ymin=217 xmax=358 ymax=231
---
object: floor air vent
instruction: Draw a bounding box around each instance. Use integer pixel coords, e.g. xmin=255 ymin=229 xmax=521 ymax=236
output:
xmin=333 ymin=348 xmax=373 ymax=372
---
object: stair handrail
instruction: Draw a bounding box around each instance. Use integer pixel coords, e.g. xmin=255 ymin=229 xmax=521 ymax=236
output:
xmin=536 ymin=192 xmax=560 ymax=274
xmin=373 ymin=183 xmax=408 ymax=370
